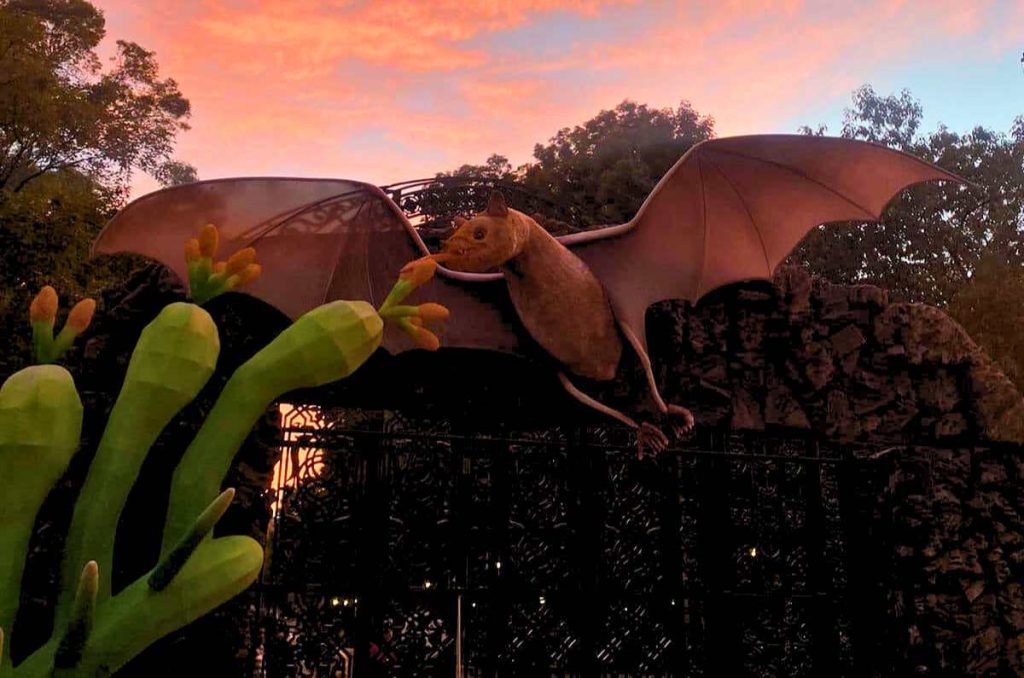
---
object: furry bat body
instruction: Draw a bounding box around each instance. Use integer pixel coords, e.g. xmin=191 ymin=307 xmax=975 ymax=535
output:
xmin=93 ymin=135 xmax=963 ymax=453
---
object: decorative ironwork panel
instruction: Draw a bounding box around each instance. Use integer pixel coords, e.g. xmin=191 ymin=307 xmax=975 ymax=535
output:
xmin=256 ymin=406 xmax=888 ymax=677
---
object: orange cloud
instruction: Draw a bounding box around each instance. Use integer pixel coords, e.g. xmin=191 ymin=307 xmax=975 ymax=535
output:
xmin=89 ymin=0 xmax=1018 ymax=197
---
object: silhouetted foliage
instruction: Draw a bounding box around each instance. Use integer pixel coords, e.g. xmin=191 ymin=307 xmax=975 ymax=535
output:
xmin=0 ymin=0 xmax=194 ymax=194
xmin=0 ymin=0 xmax=189 ymax=376
xmin=792 ymin=85 xmax=1024 ymax=307
xmin=520 ymin=100 xmax=715 ymax=225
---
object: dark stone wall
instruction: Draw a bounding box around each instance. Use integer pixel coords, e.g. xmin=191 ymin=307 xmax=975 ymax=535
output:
xmin=648 ymin=265 xmax=1024 ymax=445
xmin=643 ymin=266 xmax=1024 ymax=675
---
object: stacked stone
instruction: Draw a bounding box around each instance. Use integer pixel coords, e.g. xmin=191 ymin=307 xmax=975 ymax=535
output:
xmin=866 ymin=446 xmax=1024 ymax=675
xmin=648 ymin=265 xmax=1024 ymax=446
xmin=647 ymin=266 xmax=1024 ymax=675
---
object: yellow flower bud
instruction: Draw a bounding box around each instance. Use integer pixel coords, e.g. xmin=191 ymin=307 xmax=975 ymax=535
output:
xmin=198 ymin=224 xmax=219 ymax=259
xmin=184 ymin=239 xmax=201 ymax=262
xmin=30 ymin=286 xmax=58 ymax=325
xmin=225 ymin=248 xmax=257 ymax=276
xmin=398 ymin=256 xmax=439 ymax=288
xmin=409 ymin=325 xmax=440 ymax=351
xmin=66 ymin=298 xmax=96 ymax=334
xmin=416 ymin=303 xmax=450 ymax=323
xmin=236 ymin=263 xmax=261 ymax=286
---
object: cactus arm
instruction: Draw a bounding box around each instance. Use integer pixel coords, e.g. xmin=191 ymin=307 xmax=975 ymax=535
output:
xmin=161 ymin=300 xmax=384 ymax=554
xmin=55 ymin=304 xmax=219 ymax=629
xmin=28 ymin=287 xmax=58 ymax=365
xmin=12 ymin=536 xmax=263 ymax=678
xmin=30 ymin=321 xmax=54 ymax=365
xmin=0 ymin=531 xmax=30 ymax=675
xmin=0 ymin=366 xmax=83 ymax=668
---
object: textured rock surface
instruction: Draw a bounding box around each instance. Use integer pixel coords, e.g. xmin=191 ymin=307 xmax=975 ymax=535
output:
xmin=647 ymin=265 xmax=1024 ymax=446
xmin=643 ymin=265 xmax=1024 ymax=676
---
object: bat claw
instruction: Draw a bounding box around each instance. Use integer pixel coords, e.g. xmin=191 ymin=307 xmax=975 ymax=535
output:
xmin=637 ymin=422 xmax=669 ymax=459
xmin=666 ymin=404 xmax=695 ymax=440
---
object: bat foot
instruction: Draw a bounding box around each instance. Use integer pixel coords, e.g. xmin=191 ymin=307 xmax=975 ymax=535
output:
xmin=637 ymin=422 xmax=670 ymax=459
xmin=666 ymin=404 xmax=695 ymax=440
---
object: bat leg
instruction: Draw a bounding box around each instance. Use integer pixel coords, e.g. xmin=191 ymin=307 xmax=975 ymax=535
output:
xmin=557 ymin=371 xmax=638 ymax=428
xmin=617 ymin=321 xmax=695 ymax=441
xmin=557 ymin=372 xmax=668 ymax=459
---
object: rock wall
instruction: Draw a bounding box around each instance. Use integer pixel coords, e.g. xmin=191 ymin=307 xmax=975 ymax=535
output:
xmin=648 ymin=265 xmax=1024 ymax=445
xmin=646 ymin=266 xmax=1024 ymax=675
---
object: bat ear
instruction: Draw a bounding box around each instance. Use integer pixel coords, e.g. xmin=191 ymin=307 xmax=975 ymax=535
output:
xmin=486 ymin=191 xmax=509 ymax=218
xmin=453 ymin=215 xmax=468 ymax=227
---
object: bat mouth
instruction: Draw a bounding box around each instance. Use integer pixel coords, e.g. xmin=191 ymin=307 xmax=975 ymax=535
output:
xmin=438 ymin=237 xmax=486 ymax=270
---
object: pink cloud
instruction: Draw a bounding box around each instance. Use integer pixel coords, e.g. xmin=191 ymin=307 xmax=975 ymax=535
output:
xmin=88 ymin=0 xmax=1019 ymax=196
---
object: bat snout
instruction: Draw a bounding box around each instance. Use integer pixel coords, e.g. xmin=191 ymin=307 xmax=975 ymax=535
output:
xmin=439 ymin=235 xmax=479 ymax=270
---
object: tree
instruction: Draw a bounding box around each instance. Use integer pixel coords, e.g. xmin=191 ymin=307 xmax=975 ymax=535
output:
xmin=948 ymin=254 xmax=1024 ymax=388
xmin=791 ymin=85 xmax=1024 ymax=306
xmin=0 ymin=0 xmax=193 ymax=194
xmin=0 ymin=0 xmax=190 ymax=377
xmin=154 ymin=159 xmax=199 ymax=187
xmin=521 ymin=100 xmax=715 ymax=225
xmin=437 ymin=153 xmax=516 ymax=181
xmin=0 ymin=171 xmax=144 ymax=377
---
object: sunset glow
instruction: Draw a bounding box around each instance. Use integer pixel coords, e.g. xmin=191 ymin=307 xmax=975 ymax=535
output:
xmin=92 ymin=0 xmax=1023 ymax=197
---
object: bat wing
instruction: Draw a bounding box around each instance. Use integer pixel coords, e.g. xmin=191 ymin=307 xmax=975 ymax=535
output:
xmin=562 ymin=134 xmax=965 ymax=354
xmin=93 ymin=177 xmax=525 ymax=355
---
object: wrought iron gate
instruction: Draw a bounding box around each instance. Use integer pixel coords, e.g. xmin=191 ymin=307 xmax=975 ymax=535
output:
xmin=252 ymin=404 xmax=891 ymax=677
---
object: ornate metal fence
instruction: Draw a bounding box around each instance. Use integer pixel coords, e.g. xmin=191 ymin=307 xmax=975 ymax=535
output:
xmin=249 ymin=402 xmax=898 ymax=677
xmin=380 ymin=177 xmax=600 ymax=249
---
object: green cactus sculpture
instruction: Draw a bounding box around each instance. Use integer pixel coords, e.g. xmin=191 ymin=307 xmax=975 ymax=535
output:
xmin=0 ymin=227 xmax=450 ymax=676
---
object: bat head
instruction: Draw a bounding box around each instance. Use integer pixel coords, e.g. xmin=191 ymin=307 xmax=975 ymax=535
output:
xmin=440 ymin=191 xmax=531 ymax=272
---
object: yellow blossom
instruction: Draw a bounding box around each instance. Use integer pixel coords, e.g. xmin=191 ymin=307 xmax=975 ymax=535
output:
xmin=416 ymin=303 xmax=449 ymax=323
xmin=226 ymin=248 xmax=257 ymax=275
xmin=184 ymin=238 xmax=201 ymax=262
xmin=198 ymin=224 xmax=219 ymax=258
xmin=407 ymin=325 xmax=440 ymax=351
xmin=399 ymin=256 xmax=439 ymax=287
xmin=66 ymin=299 xmax=96 ymax=334
xmin=30 ymin=286 xmax=58 ymax=325
xmin=235 ymin=263 xmax=262 ymax=286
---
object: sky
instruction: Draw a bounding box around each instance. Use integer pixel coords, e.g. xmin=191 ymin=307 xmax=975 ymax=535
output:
xmin=90 ymin=0 xmax=1024 ymax=198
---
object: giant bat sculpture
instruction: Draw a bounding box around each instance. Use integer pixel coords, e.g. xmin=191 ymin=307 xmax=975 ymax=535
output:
xmin=94 ymin=135 xmax=963 ymax=454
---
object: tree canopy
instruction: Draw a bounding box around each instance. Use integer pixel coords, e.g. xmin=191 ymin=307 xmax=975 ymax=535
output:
xmin=0 ymin=0 xmax=195 ymax=195
xmin=520 ymin=100 xmax=715 ymax=225
xmin=0 ymin=0 xmax=190 ymax=376
xmin=792 ymin=85 xmax=1024 ymax=306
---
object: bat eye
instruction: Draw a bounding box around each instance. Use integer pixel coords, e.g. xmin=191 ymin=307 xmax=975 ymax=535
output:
xmin=473 ymin=228 xmax=486 ymax=240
